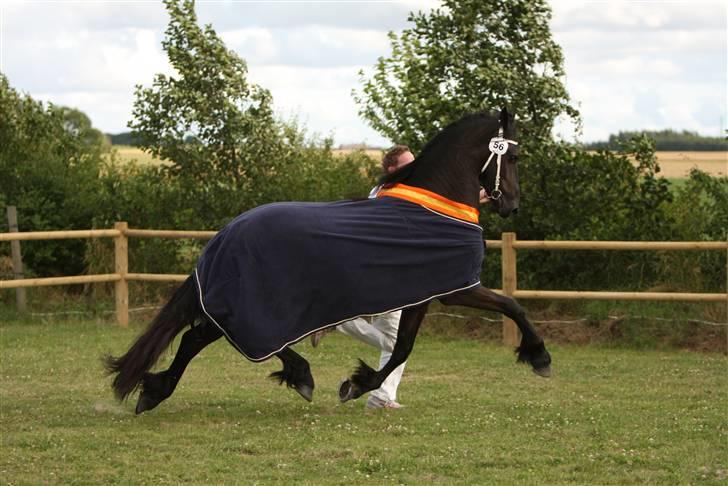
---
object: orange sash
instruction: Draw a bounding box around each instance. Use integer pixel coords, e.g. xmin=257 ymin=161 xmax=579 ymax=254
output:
xmin=377 ymin=183 xmax=479 ymax=224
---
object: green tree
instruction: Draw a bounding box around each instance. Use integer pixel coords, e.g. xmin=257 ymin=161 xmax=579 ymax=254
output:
xmin=128 ymin=0 xmax=379 ymax=227
xmin=129 ymin=0 xmax=281 ymax=190
xmin=354 ymin=0 xmax=579 ymax=151
xmin=353 ymin=2 xmax=692 ymax=292
xmin=480 ymin=139 xmax=675 ymax=291
xmin=659 ymin=169 xmax=728 ymax=292
xmin=59 ymin=106 xmax=110 ymax=150
xmin=0 ymin=74 xmax=105 ymax=276
xmin=107 ymin=131 xmax=140 ymax=146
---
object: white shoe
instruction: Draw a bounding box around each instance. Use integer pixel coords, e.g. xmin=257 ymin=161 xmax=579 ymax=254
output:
xmin=365 ymin=395 xmax=404 ymax=409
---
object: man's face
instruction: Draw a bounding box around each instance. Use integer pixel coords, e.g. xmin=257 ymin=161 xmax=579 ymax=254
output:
xmin=387 ymin=151 xmax=415 ymax=173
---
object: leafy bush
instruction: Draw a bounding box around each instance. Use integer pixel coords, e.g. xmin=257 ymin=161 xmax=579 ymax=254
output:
xmin=656 ymin=169 xmax=727 ymax=292
xmin=3 ymin=0 xmax=723 ymax=308
xmin=82 ymin=134 xmax=379 ymax=286
xmin=355 ymin=0 xmax=578 ymax=151
xmin=480 ymin=136 xmax=677 ymax=292
xmin=0 ymin=74 xmax=107 ymax=277
xmin=350 ymin=0 xmax=725 ymax=299
xmin=80 ymin=0 xmax=380 ymax=285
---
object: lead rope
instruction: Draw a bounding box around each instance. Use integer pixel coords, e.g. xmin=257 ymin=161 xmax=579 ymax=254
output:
xmin=480 ymin=127 xmax=518 ymax=199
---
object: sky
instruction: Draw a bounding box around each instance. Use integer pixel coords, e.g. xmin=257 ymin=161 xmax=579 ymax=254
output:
xmin=1 ymin=0 xmax=725 ymax=147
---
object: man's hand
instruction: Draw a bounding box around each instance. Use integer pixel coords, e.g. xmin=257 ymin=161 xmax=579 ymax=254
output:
xmin=479 ymin=187 xmax=491 ymax=204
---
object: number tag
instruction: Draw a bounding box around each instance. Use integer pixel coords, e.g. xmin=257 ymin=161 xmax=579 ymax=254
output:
xmin=489 ymin=138 xmax=508 ymax=155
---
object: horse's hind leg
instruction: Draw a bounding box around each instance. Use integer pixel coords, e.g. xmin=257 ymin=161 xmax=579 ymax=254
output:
xmin=271 ymin=348 xmax=315 ymax=402
xmin=135 ymin=320 xmax=223 ymax=414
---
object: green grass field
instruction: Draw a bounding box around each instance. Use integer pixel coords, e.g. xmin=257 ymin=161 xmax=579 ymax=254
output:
xmin=1 ymin=319 xmax=726 ymax=484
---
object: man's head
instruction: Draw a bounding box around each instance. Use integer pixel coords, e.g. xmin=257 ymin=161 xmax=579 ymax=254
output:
xmin=382 ymin=145 xmax=415 ymax=174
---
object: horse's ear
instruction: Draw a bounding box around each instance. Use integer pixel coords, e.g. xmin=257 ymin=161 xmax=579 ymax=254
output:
xmin=499 ymin=107 xmax=510 ymax=131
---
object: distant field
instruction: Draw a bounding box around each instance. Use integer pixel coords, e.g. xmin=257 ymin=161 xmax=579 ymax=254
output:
xmin=109 ymin=146 xmax=384 ymax=166
xmin=652 ymin=151 xmax=726 ymax=178
xmin=110 ymin=146 xmax=168 ymax=166
xmin=111 ymin=146 xmax=726 ymax=178
xmin=332 ymin=148 xmax=383 ymax=159
xmin=328 ymin=150 xmax=726 ymax=178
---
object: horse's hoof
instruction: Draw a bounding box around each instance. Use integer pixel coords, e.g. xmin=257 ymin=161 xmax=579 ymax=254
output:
xmin=294 ymin=384 xmax=314 ymax=402
xmin=135 ymin=393 xmax=161 ymax=414
xmin=338 ymin=379 xmax=360 ymax=403
xmin=533 ymin=365 xmax=552 ymax=378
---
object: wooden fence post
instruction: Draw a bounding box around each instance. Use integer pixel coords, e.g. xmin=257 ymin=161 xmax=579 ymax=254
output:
xmin=501 ymin=232 xmax=520 ymax=346
xmin=6 ymin=206 xmax=27 ymax=314
xmin=114 ymin=222 xmax=129 ymax=327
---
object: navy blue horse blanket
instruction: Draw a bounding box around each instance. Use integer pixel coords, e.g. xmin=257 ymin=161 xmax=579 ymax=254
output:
xmin=194 ymin=196 xmax=484 ymax=361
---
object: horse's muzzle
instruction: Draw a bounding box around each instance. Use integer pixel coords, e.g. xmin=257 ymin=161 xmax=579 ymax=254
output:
xmin=499 ymin=205 xmax=518 ymax=218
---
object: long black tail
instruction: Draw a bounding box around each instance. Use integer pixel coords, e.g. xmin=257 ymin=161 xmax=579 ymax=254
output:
xmin=104 ymin=275 xmax=201 ymax=401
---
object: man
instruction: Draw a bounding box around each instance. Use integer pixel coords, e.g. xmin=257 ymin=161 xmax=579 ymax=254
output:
xmin=311 ymin=145 xmax=415 ymax=409
xmin=312 ymin=145 xmax=490 ymax=410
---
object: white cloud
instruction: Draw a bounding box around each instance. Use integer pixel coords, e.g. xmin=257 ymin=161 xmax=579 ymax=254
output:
xmin=585 ymin=56 xmax=680 ymax=77
xmin=221 ymin=25 xmax=391 ymax=67
xmin=220 ymin=28 xmax=279 ymax=64
xmin=3 ymin=1 xmax=166 ymax=34
xmin=194 ymin=1 xmax=436 ymax=31
xmin=551 ymin=0 xmax=726 ymax=141
xmin=34 ymin=89 xmax=138 ymax=134
xmin=554 ymin=29 xmax=724 ymax=62
xmin=559 ymin=75 xmax=723 ymax=142
xmin=1 ymin=0 xmax=725 ymax=144
xmin=59 ymin=28 xmax=172 ymax=92
xmin=3 ymin=7 xmax=172 ymax=93
xmin=550 ymin=0 xmax=725 ymax=32
xmin=249 ymin=65 xmax=387 ymax=145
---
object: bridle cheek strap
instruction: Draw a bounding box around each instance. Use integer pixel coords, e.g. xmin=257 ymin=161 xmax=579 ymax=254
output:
xmin=481 ymin=138 xmax=518 ymax=200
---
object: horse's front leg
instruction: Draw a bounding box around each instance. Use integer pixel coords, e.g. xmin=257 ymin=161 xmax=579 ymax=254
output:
xmin=339 ymin=303 xmax=429 ymax=403
xmin=439 ymin=285 xmax=552 ymax=377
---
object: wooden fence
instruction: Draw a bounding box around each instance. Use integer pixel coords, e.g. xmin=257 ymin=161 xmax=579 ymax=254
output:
xmin=1 ymin=222 xmax=726 ymax=345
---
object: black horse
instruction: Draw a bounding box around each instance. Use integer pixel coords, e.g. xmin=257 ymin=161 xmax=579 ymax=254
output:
xmin=105 ymin=108 xmax=552 ymax=414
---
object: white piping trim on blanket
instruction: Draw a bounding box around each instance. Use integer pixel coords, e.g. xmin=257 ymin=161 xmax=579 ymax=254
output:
xmin=421 ymin=206 xmax=483 ymax=231
xmin=195 ymin=267 xmax=481 ymax=363
xmin=194 ymin=268 xmax=249 ymax=358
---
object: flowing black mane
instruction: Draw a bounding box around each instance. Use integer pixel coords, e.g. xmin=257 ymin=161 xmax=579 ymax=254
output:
xmin=379 ymin=112 xmax=500 ymax=186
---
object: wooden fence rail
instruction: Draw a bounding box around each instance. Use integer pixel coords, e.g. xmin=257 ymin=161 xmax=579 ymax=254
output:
xmin=2 ymin=223 xmax=726 ymax=345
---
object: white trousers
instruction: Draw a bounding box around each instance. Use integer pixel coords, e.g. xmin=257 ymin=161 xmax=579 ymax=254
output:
xmin=337 ymin=310 xmax=406 ymax=403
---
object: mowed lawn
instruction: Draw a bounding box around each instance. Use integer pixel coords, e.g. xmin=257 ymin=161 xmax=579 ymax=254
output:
xmin=1 ymin=320 xmax=726 ymax=484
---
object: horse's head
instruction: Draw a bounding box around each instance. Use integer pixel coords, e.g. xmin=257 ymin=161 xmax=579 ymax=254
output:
xmin=378 ymin=108 xmax=521 ymax=219
xmin=479 ymin=108 xmax=520 ymax=218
